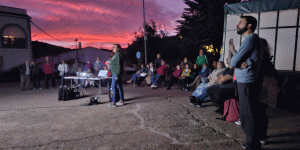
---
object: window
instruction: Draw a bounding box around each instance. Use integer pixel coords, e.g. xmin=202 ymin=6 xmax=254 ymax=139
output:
xmin=2 ymin=25 xmax=27 ymax=49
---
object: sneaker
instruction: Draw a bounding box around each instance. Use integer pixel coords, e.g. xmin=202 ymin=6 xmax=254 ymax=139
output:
xmin=126 ymin=80 xmax=131 ymax=83
xmin=166 ymin=87 xmax=171 ymax=90
xmin=150 ymin=84 xmax=156 ymax=88
xmin=235 ymin=120 xmax=241 ymax=126
xmin=260 ymin=140 xmax=266 ymax=145
xmin=107 ymin=102 xmax=116 ymax=108
xmin=116 ymin=100 xmax=124 ymax=106
xmin=39 ymin=87 xmax=42 ymax=89
xmin=241 ymin=143 xmax=247 ymax=149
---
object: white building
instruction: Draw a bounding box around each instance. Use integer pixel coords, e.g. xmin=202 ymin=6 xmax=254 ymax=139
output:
xmin=222 ymin=0 xmax=300 ymax=72
xmin=0 ymin=5 xmax=32 ymax=72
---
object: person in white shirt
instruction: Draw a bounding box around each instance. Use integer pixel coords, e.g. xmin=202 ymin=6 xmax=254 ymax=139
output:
xmin=58 ymin=59 xmax=69 ymax=86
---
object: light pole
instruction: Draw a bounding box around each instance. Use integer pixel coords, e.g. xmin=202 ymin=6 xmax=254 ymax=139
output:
xmin=143 ymin=0 xmax=147 ymax=66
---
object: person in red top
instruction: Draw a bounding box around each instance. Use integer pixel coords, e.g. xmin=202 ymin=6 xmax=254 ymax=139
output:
xmin=42 ymin=56 xmax=56 ymax=89
xmin=166 ymin=65 xmax=182 ymax=90
xmin=150 ymin=60 xmax=167 ymax=88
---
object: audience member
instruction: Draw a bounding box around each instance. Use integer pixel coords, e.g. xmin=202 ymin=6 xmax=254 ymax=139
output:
xmin=94 ymin=57 xmax=104 ymax=75
xmin=178 ymin=64 xmax=191 ymax=90
xmin=70 ymin=59 xmax=80 ymax=76
xmin=207 ymin=58 xmax=235 ymax=114
xmin=84 ymin=60 xmax=93 ymax=71
xmin=211 ymin=60 xmax=218 ymax=72
xmin=196 ymin=49 xmax=209 ymax=69
xmin=189 ymin=61 xmax=226 ymax=107
xmin=155 ymin=53 xmax=163 ymax=68
xmin=42 ymin=56 xmax=56 ymax=89
xmin=150 ymin=60 xmax=167 ymax=88
xmin=18 ymin=60 xmax=31 ymax=91
xmin=188 ymin=63 xmax=210 ymax=88
xmin=58 ymin=59 xmax=69 ymax=86
xmin=30 ymin=60 xmax=42 ymax=89
xmin=127 ymin=64 xmax=148 ymax=87
xmin=166 ymin=65 xmax=182 ymax=90
xmin=180 ymin=57 xmax=193 ymax=69
xmin=105 ymin=56 xmax=112 ymax=70
xmin=146 ymin=62 xmax=155 ymax=87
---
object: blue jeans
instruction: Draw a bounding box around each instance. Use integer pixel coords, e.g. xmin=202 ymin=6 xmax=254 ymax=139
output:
xmin=131 ymin=73 xmax=140 ymax=82
xmin=111 ymin=74 xmax=124 ymax=103
xmin=196 ymin=87 xmax=209 ymax=102
xmin=60 ymin=73 xmax=67 ymax=86
xmin=151 ymin=74 xmax=161 ymax=85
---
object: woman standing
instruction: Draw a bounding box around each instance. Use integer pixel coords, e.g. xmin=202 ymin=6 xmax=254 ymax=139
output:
xmin=109 ymin=44 xmax=124 ymax=108
xmin=58 ymin=59 xmax=69 ymax=86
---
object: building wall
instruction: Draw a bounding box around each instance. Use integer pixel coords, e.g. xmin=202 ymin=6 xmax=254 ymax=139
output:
xmin=222 ymin=9 xmax=300 ymax=71
xmin=0 ymin=7 xmax=32 ymax=72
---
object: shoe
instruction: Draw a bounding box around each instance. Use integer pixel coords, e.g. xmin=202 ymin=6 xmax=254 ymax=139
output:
xmin=166 ymin=87 xmax=171 ymax=90
xmin=127 ymin=80 xmax=131 ymax=83
xmin=32 ymin=88 xmax=36 ymax=90
xmin=235 ymin=120 xmax=241 ymax=126
xmin=260 ymin=140 xmax=266 ymax=145
xmin=150 ymin=84 xmax=156 ymax=88
xmin=107 ymin=102 xmax=116 ymax=108
xmin=39 ymin=87 xmax=42 ymax=89
xmin=196 ymin=101 xmax=203 ymax=107
xmin=184 ymin=88 xmax=188 ymax=91
xmin=241 ymin=143 xmax=247 ymax=149
xmin=116 ymin=100 xmax=124 ymax=106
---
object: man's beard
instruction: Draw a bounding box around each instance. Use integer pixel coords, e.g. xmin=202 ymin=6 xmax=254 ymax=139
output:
xmin=237 ymin=26 xmax=247 ymax=35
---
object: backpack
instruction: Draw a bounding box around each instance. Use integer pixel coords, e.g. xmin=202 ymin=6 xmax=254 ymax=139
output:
xmin=222 ymin=99 xmax=240 ymax=122
xmin=58 ymin=86 xmax=70 ymax=101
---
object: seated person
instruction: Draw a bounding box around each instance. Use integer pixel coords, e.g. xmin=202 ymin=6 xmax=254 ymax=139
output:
xmin=207 ymin=58 xmax=235 ymax=114
xmin=84 ymin=69 xmax=96 ymax=87
xmin=178 ymin=64 xmax=191 ymax=90
xmin=180 ymin=57 xmax=193 ymax=69
xmin=166 ymin=65 xmax=182 ymax=90
xmin=150 ymin=60 xmax=167 ymax=88
xmin=127 ymin=64 xmax=148 ymax=87
xmin=189 ymin=61 xmax=226 ymax=107
xmin=188 ymin=63 xmax=209 ymax=88
xmin=146 ymin=62 xmax=155 ymax=87
xmin=75 ymin=67 xmax=84 ymax=86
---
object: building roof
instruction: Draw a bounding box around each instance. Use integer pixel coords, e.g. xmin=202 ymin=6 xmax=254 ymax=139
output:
xmin=0 ymin=5 xmax=30 ymax=18
xmin=224 ymin=0 xmax=300 ymax=14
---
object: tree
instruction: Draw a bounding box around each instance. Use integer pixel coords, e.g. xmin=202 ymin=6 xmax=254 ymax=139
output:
xmin=176 ymin=0 xmax=251 ymax=61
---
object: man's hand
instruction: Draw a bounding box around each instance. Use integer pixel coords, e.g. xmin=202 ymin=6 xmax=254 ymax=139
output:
xmin=115 ymin=77 xmax=118 ymax=80
xmin=241 ymin=62 xmax=248 ymax=69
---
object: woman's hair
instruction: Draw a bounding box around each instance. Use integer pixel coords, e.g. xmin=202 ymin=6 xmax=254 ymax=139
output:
xmin=113 ymin=44 xmax=121 ymax=50
xmin=218 ymin=61 xmax=225 ymax=68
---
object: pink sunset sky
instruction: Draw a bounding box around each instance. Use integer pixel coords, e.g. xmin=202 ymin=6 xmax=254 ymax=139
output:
xmin=1 ymin=0 xmax=187 ymax=50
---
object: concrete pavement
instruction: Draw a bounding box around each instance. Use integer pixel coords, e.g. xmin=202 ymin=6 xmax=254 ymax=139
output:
xmin=0 ymin=80 xmax=299 ymax=150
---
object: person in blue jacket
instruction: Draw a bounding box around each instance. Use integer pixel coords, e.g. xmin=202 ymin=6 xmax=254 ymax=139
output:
xmin=230 ymin=16 xmax=267 ymax=150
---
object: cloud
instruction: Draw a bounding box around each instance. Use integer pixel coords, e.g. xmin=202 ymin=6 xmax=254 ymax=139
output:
xmin=1 ymin=0 xmax=186 ymax=49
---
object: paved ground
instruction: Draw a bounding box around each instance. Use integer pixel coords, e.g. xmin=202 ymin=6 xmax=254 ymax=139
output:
xmin=0 ymin=77 xmax=299 ymax=150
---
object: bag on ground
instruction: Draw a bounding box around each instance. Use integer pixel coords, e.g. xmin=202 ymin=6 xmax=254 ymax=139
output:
xmin=58 ymin=86 xmax=70 ymax=101
xmin=222 ymin=99 xmax=240 ymax=122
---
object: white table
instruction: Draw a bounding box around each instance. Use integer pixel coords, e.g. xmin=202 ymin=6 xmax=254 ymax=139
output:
xmin=64 ymin=76 xmax=112 ymax=102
